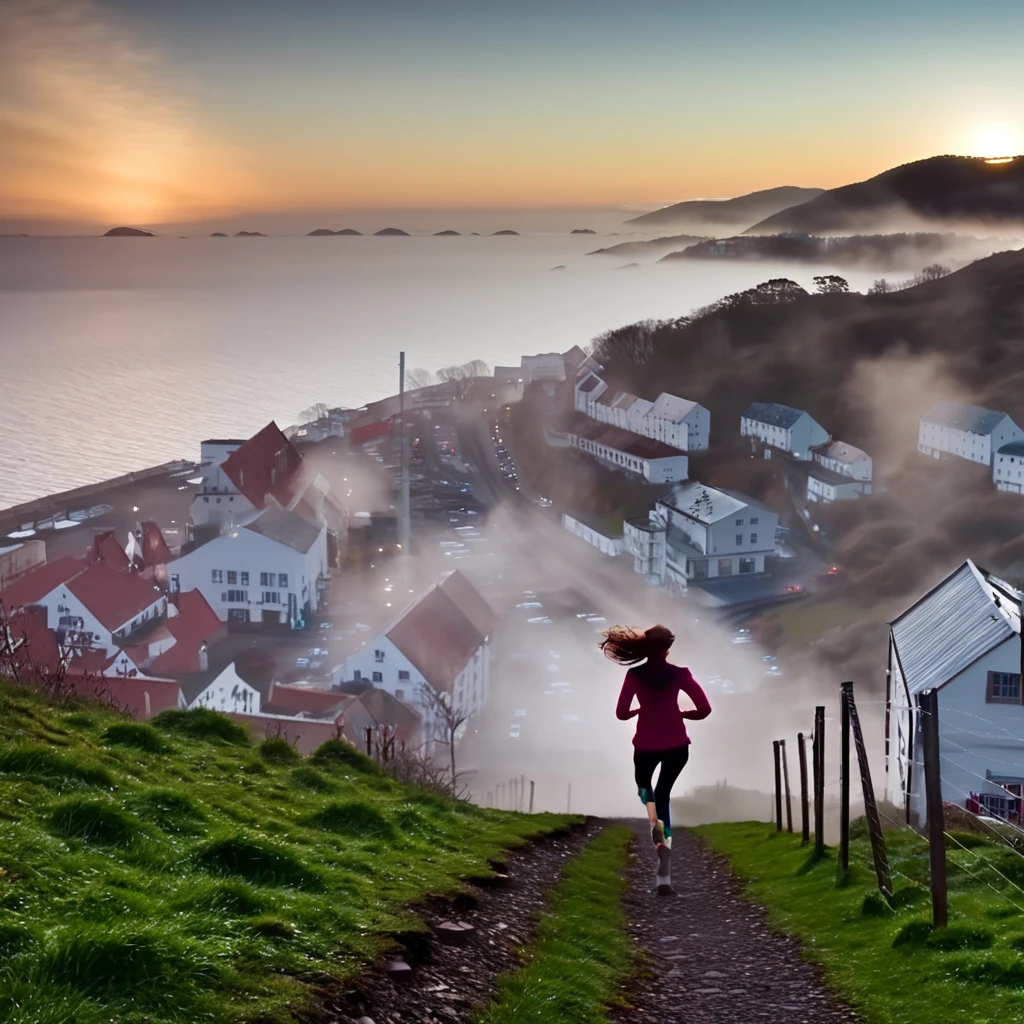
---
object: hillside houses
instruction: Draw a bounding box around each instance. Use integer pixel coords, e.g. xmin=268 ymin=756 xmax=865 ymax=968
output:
xmin=917 ymin=401 xmax=1024 ymax=467
xmin=565 ymin=413 xmax=690 ymax=483
xmin=887 ymin=560 xmax=1024 ymax=824
xmin=994 ymin=441 xmax=1024 ymax=494
xmin=741 ymin=402 xmax=828 ymax=461
xmin=806 ymin=439 xmax=873 ymax=503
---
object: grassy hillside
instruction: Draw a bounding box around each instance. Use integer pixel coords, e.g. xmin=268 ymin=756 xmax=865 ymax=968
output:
xmin=0 ymin=686 xmax=572 ymax=1024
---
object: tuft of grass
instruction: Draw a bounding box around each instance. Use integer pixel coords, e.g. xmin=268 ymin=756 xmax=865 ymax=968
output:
xmin=258 ymin=738 xmax=301 ymax=765
xmin=309 ymin=800 xmax=395 ymax=839
xmin=195 ymin=835 xmax=325 ymax=890
xmin=0 ymin=744 xmax=113 ymax=790
xmin=289 ymin=766 xmax=338 ymax=793
xmin=309 ymin=738 xmax=381 ymax=775
xmin=699 ymin=822 xmax=1024 ymax=1024
xmin=49 ymin=798 xmax=139 ymax=847
xmin=129 ymin=789 xmax=206 ymax=835
xmin=152 ymin=708 xmax=250 ymax=745
xmin=476 ymin=825 xmax=633 ymax=1024
xmin=101 ymin=722 xmax=168 ymax=753
xmin=247 ymin=915 xmax=296 ymax=939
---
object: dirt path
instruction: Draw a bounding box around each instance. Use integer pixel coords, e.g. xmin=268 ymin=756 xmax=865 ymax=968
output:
xmin=612 ymin=823 xmax=861 ymax=1024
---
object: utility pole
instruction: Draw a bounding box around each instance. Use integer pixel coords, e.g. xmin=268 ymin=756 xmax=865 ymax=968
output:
xmin=398 ymin=351 xmax=411 ymax=558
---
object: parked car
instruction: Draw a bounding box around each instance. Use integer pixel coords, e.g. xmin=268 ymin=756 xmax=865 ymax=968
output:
xmin=509 ymin=723 xmax=521 ymax=738
xmin=785 ymin=584 xmax=803 ymax=594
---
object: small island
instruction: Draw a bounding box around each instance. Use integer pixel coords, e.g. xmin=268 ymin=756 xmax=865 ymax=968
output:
xmin=492 ymin=229 xmax=520 ymax=236
xmin=550 ymin=265 xmax=567 ymax=271
xmin=210 ymin=232 xmax=228 ymax=237
xmin=336 ymin=228 xmax=363 ymax=235
xmin=434 ymin=230 xmax=461 ymax=236
xmin=307 ymin=228 xmax=364 ymax=236
xmin=374 ymin=227 xmax=409 ymax=236
xmin=570 ymin=229 xmax=596 ymax=234
xmin=616 ymin=262 xmax=641 ymax=270
xmin=235 ymin=231 xmax=265 ymax=237
xmin=103 ymin=226 xmax=153 ymax=237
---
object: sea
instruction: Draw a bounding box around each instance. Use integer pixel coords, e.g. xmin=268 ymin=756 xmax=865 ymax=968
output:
xmin=0 ymin=233 xmax=881 ymax=508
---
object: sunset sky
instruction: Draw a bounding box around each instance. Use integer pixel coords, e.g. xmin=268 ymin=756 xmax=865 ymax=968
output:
xmin=3 ymin=0 xmax=1024 ymax=233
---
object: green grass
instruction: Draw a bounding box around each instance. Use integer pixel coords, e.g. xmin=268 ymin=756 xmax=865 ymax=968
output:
xmin=698 ymin=822 xmax=1024 ymax=1024
xmin=476 ymin=825 xmax=633 ymax=1024
xmin=0 ymin=685 xmax=576 ymax=1024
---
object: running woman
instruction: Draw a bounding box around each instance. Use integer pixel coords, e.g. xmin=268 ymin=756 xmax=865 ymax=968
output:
xmin=603 ymin=624 xmax=711 ymax=895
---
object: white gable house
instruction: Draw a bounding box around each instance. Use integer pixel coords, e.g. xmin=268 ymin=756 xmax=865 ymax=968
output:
xmin=918 ymin=401 xmax=1024 ymax=467
xmin=741 ymin=402 xmax=828 ymax=461
xmin=887 ymin=561 xmax=1024 ymax=825
xmin=185 ymin=662 xmax=262 ymax=715
xmin=993 ymin=441 xmax=1024 ymax=494
xmin=807 ymin=439 xmax=873 ymax=504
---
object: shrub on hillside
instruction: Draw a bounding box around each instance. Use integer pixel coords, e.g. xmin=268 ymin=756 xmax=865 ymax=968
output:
xmin=258 ymin=738 xmax=301 ymax=764
xmin=102 ymin=722 xmax=168 ymax=753
xmin=195 ymin=835 xmax=324 ymax=889
xmin=153 ymin=709 xmax=250 ymax=746
xmin=0 ymin=745 xmax=114 ymax=790
xmin=49 ymin=797 xmax=139 ymax=847
xmin=308 ymin=800 xmax=395 ymax=839
xmin=309 ymin=738 xmax=381 ymax=775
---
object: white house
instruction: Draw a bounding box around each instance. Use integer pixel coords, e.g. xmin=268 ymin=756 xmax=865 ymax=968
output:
xmin=917 ymin=401 xmax=1024 ymax=467
xmin=741 ymin=402 xmax=828 ymax=460
xmin=521 ymin=352 xmax=567 ymax=383
xmin=567 ymin=414 xmax=689 ymax=483
xmin=342 ymin=570 xmax=497 ymax=742
xmin=994 ymin=441 xmax=1024 ymax=494
xmin=561 ymin=514 xmax=626 ymax=557
xmin=623 ymin=482 xmax=779 ymax=590
xmin=807 ymin=439 xmax=873 ymax=504
xmin=887 ymin=560 xmax=1024 ymax=825
xmin=169 ymin=506 xmax=329 ymax=629
xmin=573 ymin=372 xmax=710 ymax=452
xmin=184 ymin=662 xmax=263 ymax=715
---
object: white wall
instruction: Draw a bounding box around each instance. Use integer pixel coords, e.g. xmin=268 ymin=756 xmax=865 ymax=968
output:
xmin=168 ymin=526 xmax=328 ymax=627
xmin=190 ymin=665 xmax=262 ymax=714
xmin=918 ymin=415 xmax=1024 ymax=467
xmin=562 ymin=515 xmax=626 ymax=556
xmin=36 ymin=585 xmax=166 ymax=655
xmin=807 ymin=476 xmax=870 ymax=503
xmin=994 ymin=451 xmax=1024 ymax=493
xmin=742 ymin=412 xmax=827 ymax=460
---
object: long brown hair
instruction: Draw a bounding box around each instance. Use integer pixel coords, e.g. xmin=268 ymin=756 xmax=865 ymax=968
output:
xmin=599 ymin=624 xmax=675 ymax=666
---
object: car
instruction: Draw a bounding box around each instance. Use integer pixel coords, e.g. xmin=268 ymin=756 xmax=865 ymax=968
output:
xmin=765 ymin=665 xmax=783 ymax=676
xmin=785 ymin=584 xmax=803 ymax=594
xmin=354 ymin=623 xmax=371 ymax=632
xmin=527 ymin=616 xmax=553 ymax=625
xmin=309 ymin=647 xmax=328 ymax=657
xmin=509 ymin=723 xmax=521 ymax=738
xmin=318 ymin=621 xmax=333 ymax=630
xmin=731 ymin=634 xmax=752 ymax=644
xmin=827 ymin=565 xmax=842 ymax=575
xmin=295 ymin=657 xmax=310 ymax=668
xmin=310 ymin=660 xmax=324 ymax=671
xmin=514 ymin=709 xmax=527 ymax=717
xmin=586 ymin=615 xmax=606 ymax=624
xmin=762 ymin=654 xmax=777 ymax=663
xmin=516 ymin=601 xmax=543 ymax=609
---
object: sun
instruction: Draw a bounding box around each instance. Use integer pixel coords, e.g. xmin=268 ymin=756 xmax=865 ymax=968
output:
xmin=967 ymin=122 xmax=1021 ymax=160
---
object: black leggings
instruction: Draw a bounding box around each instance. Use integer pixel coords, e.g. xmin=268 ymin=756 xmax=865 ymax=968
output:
xmin=634 ymin=745 xmax=690 ymax=838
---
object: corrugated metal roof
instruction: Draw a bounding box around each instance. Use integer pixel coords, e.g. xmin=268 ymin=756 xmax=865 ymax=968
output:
xmin=742 ymin=401 xmax=805 ymax=429
xmin=890 ymin=560 xmax=1016 ymax=695
xmin=921 ymin=401 xmax=1008 ymax=435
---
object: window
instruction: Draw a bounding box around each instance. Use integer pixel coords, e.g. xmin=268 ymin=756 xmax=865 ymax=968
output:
xmin=226 ymin=590 xmax=247 ymax=603
xmin=717 ymin=558 xmax=734 ymax=576
xmin=738 ymin=558 xmax=755 ymax=574
xmin=735 ymin=518 xmax=744 ymax=526
xmin=398 ymin=670 xmax=410 ymax=681
xmin=227 ymin=570 xmax=237 ymax=585
xmin=259 ymin=572 xmax=269 ymax=586
xmin=228 ymin=608 xmax=250 ymax=623
xmin=395 ymin=688 xmax=405 ymax=700
xmin=240 ymin=571 xmax=249 ymax=586
xmin=262 ymin=591 xmax=279 ymax=605
xmin=372 ymin=671 xmax=383 ymax=683
xmin=353 ymin=670 xmax=362 ymax=681
xmin=735 ymin=534 xmax=743 ymax=546
xmin=375 ymin=649 xmax=385 ymax=662
xmin=750 ymin=517 xmax=759 ymax=525
xmin=211 ymin=569 xmax=223 ymax=583
xmin=988 ymin=671 xmax=1022 ymax=704
xmin=750 ymin=533 xmax=758 ymax=545
xmin=279 ymin=573 xmax=288 ymax=588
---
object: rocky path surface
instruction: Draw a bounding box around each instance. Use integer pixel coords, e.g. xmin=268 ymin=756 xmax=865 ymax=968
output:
xmin=612 ymin=823 xmax=861 ymax=1024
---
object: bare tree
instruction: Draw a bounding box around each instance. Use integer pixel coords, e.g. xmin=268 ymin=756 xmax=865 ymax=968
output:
xmin=299 ymin=402 xmax=329 ymax=423
xmin=919 ymin=263 xmax=950 ymax=281
xmin=417 ymin=683 xmax=469 ymax=797
xmin=436 ymin=359 xmax=491 ymax=383
xmin=590 ymin=320 xmax=657 ymax=369
xmin=868 ymin=278 xmax=891 ymax=295
xmin=405 ymin=367 xmax=436 ymax=389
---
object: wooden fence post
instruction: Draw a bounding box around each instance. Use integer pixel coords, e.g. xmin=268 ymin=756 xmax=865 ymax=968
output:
xmin=365 ymin=726 xmax=373 ymax=758
xmin=773 ymin=741 xmax=783 ymax=832
xmin=839 ymin=683 xmax=851 ymax=878
xmin=521 ymin=774 xmax=526 ymax=812
xmin=529 ymin=780 xmax=535 ymax=814
xmin=920 ymin=688 xmax=948 ymax=928
xmin=797 ymin=731 xmax=810 ymax=845
xmin=814 ymin=705 xmax=825 ymax=858
xmin=845 ymin=681 xmax=893 ymax=901
xmin=781 ymin=739 xmax=793 ymax=834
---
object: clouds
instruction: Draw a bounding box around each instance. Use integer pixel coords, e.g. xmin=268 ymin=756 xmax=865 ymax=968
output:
xmin=0 ymin=0 xmax=264 ymax=231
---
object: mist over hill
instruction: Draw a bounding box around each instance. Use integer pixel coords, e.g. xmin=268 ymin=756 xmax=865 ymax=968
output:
xmin=747 ymin=155 xmax=1024 ymax=235
xmin=624 ymin=186 xmax=824 ymax=231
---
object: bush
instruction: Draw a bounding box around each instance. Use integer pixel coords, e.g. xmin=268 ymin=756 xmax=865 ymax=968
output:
xmin=195 ymin=835 xmax=324 ymax=889
xmin=309 ymin=738 xmax=381 ymax=775
xmin=152 ymin=709 xmax=250 ymax=746
xmin=943 ymin=953 xmax=1024 ymax=986
xmin=258 ymin=738 xmax=301 ymax=765
xmin=893 ymin=920 xmax=933 ymax=947
xmin=129 ymin=789 xmax=206 ymax=835
xmin=0 ymin=919 xmax=41 ymax=955
xmin=247 ymin=915 xmax=295 ymax=939
xmin=101 ymin=722 xmax=167 ymax=753
xmin=309 ymin=800 xmax=395 ymax=839
xmin=0 ymin=745 xmax=113 ymax=790
xmin=926 ymin=925 xmax=994 ymax=951
xmin=892 ymin=884 xmax=928 ymax=909
xmin=289 ymin=766 xmax=338 ymax=793
xmin=862 ymin=890 xmax=895 ymax=918
xmin=944 ymin=830 xmax=992 ymax=851
xmin=49 ymin=798 xmax=138 ymax=846
xmin=181 ymin=879 xmax=268 ymax=917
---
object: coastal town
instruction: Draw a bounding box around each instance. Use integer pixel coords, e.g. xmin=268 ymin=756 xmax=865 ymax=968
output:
xmin=3 ymin=345 xmax=1024 ymax=818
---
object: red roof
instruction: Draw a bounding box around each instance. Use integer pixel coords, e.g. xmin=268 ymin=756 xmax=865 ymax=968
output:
xmin=148 ymin=590 xmax=223 ymax=676
xmin=221 ymin=422 xmax=305 ymax=510
xmin=226 ymin=713 xmax=343 ymax=755
xmin=92 ymin=532 xmax=131 ymax=572
xmin=386 ymin=586 xmax=484 ymax=691
xmin=64 ymin=562 xmax=165 ymax=632
xmin=264 ymin=681 xmax=344 ymax=715
xmin=438 ymin=570 xmax=497 ymax=639
xmin=141 ymin=522 xmax=174 ymax=568
xmin=71 ymin=675 xmax=183 ymax=718
xmin=0 ymin=555 xmax=85 ymax=611
xmin=2 ymin=606 xmax=62 ymax=676
xmin=566 ymin=411 xmax=686 ymax=461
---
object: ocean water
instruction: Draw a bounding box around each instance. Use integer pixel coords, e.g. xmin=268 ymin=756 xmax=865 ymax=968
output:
xmin=0 ymin=235 xmax=879 ymax=507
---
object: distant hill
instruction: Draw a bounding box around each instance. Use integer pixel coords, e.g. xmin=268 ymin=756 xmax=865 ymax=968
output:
xmin=624 ymin=186 xmax=823 ymax=231
xmin=492 ymin=229 xmax=520 ymax=236
xmin=209 ymin=232 xmax=228 ymax=237
xmin=308 ymin=228 xmax=363 ymax=236
xmin=235 ymin=231 xmax=265 ymax=237
xmin=571 ymin=229 xmax=596 ymax=234
xmin=434 ymin=230 xmax=461 ymax=236
xmin=587 ymin=233 xmax=708 ymax=258
xmin=103 ymin=226 xmax=153 ymax=237
xmin=374 ymin=227 xmax=409 ymax=236
xmin=747 ymin=155 xmax=1024 ymax=234
xmin=336 ymin=228 xmax=362 ymax=235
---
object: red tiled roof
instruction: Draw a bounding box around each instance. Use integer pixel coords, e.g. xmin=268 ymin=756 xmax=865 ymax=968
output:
xmin=221 ymin=421 xmax=305 ymax=510
xmin=92 ymin=532 xmax=131 ymax=571
xmin=3 ymin=606 xmax=62 ymax=676
xmin=566 ymin=412 xmax=686 ymax=461
xmin=438 ymin=570 xmax=497 ymax=639
xmin=226 ymin=713 xmax=343 ymax=755
xmin=141 ymin=522 xmax=174 ymax=568
xmin=65 ymin=562 xmax=165 ymax=632
xmin=264 ymin=681 xmax=344 ymax=715
xmin=147 ymin=590 xmax=222 ymax=676
xmin=0 ymin=555 xmax=85 ymax=612
xmin=71 ymin=675 xmax=183 ymax=718
xmin=386 ymin=586 xmax=483 ymax=692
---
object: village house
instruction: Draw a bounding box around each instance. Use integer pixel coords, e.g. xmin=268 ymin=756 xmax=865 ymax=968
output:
xmin=566 ymin=413 xmax=689 ymax=483
xmin=561 ymin=514 xmax=626 ymax=557
xmin=917 ymin=401 xmax=1024 ymax=467
xmin=740 ymin=402 xmax=829 ymax=461
xmin=342 ymin=570 xmax=497 ymax=742
xmin=993 ymin=441 xmax=1024 ymax=494
xmin=887 ymin=560 xmax=1024 ymax=824
xmin=169 ymin=505 xmax=329 ymax=629
xmin=623 ymin=482 xmax=779 ymax=591
xmin=573 ymin=372 xmax=710 ymax=451
xmin=806 ymin=439 xmax=874 ymax=504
